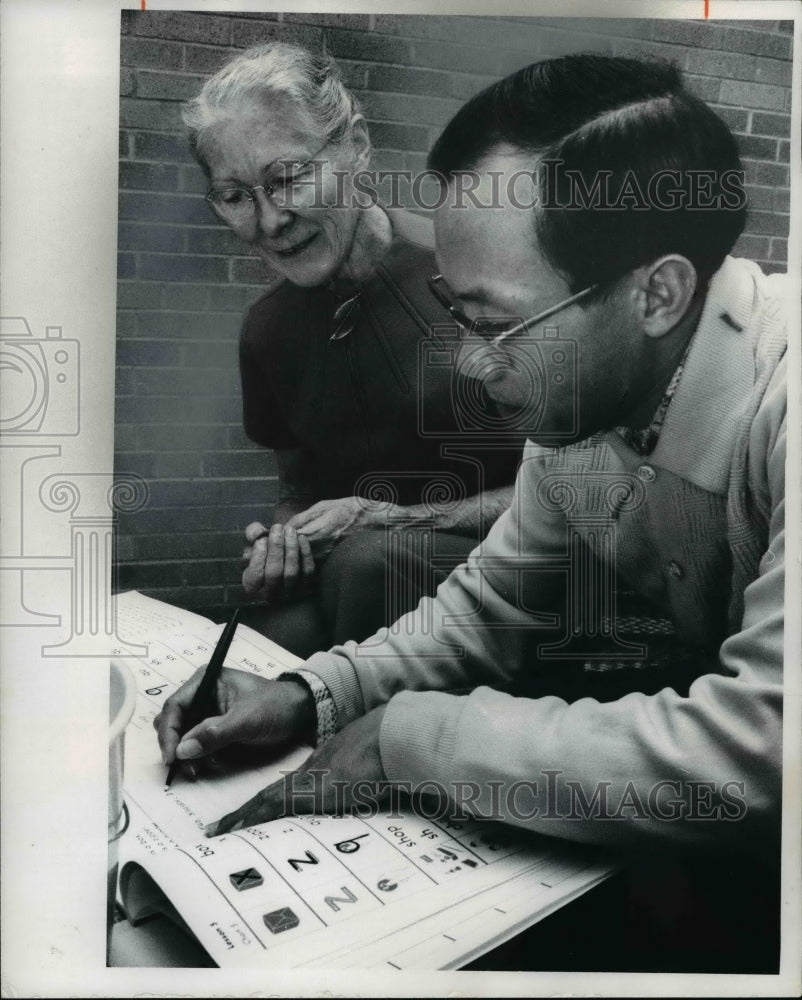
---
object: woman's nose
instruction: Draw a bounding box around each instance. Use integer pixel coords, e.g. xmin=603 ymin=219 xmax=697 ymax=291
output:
xmin=252 ymin=186 xmax=292 ymax=239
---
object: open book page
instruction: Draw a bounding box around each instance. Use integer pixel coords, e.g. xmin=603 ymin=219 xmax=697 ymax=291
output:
xmin=120 ymin=811 xmax=614 ymax=970
xmin=112 ymin=590 xmax=218 ymax=642
xmin=113 ymin=591 xmax=311 ymax=862
xmin=113 ymin=591 xmax=616 ymax=969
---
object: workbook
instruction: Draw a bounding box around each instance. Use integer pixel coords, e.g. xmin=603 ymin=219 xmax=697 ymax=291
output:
xmin=113 ymin=591 xmax=617 ymax=970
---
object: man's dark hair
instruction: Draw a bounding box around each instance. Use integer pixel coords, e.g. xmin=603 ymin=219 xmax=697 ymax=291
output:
xmin=428 ymin=54 xmax=747 ymax=293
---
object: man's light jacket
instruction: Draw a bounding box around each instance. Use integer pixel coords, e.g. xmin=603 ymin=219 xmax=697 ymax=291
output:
xmin=301 ymin=256 xmax=789 ymax=849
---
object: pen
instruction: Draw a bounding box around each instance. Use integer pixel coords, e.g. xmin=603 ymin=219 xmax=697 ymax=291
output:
xmin=164 ymin=607 xmax=241 ymax=789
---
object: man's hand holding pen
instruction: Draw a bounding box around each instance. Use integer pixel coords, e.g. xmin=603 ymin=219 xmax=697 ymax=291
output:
xmin=153 ymin=665 xmax=389 ymax=835
xmin=154 ymin=669 xmax=317 ymax=780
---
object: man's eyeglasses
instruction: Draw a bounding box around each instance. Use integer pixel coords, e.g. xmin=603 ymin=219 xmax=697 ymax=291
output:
xmin=429 ymin=273 xmax=598 ymax=346
xmin=206 ymin=140 xmax=329 ymax=224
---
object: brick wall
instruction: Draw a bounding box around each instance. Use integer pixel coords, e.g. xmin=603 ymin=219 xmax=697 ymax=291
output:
xmin=115 ymin=11 xmax=794 ymax=609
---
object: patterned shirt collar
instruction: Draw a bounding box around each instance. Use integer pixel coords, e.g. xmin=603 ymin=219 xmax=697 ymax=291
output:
xmin=615 ymin=338 xmax=693 ymax=456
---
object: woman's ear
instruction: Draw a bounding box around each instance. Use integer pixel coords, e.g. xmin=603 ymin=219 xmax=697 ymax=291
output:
xmin=349 ymin=115 xmax=372 ymax=170
xmin=638 ymin=256 xmax=698 ymax=339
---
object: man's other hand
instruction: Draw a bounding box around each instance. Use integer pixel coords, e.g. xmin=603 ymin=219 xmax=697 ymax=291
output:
xmin=206 ymin=705 xmax=389 ymax=835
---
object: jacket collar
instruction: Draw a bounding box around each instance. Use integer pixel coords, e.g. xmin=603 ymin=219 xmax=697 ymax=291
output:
xmin=648 ymin=257 xmax=760 ymax=495
xmin=383 ymin=205 xmax=435 ymax=250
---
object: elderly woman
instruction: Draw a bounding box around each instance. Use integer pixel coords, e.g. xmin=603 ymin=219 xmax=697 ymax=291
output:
xmin=181 ymin=42 xmax=524 ymax=657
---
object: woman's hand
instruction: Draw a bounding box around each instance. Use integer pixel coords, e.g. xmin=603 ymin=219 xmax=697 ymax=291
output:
xmin=206 ymin=705 xmax=389 ymax=835
xmin=241 ymin=521 xmax=316 ymax=601
xmin=241 ymin=495 xmax=396 ymax=599
xmin=286 ymin=496 xmax=394 ymax=560
xmin=154 ymin=668 xmax=316 ymax=779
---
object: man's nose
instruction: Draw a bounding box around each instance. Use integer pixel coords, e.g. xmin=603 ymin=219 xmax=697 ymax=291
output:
xmin=252 ymin=187 xmax=292 ymax=239
xmin=455 ymin=337 xmax=505 ymax=381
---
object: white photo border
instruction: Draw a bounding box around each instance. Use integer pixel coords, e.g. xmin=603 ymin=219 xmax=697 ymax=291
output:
xmin=1 ymin=1 xmax=799 ymax=996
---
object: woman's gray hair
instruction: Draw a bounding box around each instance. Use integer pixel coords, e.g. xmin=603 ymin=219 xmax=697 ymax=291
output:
xmin=182 ymin=42 xmax=365 ymax=169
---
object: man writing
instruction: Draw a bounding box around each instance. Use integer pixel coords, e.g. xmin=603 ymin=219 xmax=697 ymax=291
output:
xmin=156 ymin=56 xmax=787 ymax=866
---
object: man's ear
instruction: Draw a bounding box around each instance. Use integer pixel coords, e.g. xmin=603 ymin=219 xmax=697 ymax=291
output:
xmin=636 ymin=256 xmax=698 ymax=339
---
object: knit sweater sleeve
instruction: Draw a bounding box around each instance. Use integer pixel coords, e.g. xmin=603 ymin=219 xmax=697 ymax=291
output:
xmin=300 ymin=355 xmax=785 ymax=850
xmin=377 ymin=371 xmax=786 ymax=851
xmin=301 ymin=445 xmax=568 ymax=727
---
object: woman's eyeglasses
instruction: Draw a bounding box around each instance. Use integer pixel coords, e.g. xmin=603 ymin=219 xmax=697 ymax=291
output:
xmin=428 ymin=273 xmax=598 ymax=346
xmin=206 ymin=140 xmax=330 ymax=224
xmin=330 ymin=292 xmax=361 ymax=341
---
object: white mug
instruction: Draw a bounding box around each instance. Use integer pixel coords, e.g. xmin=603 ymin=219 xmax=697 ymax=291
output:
xmin=107 ymin=659 xmax=137 ymax=959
